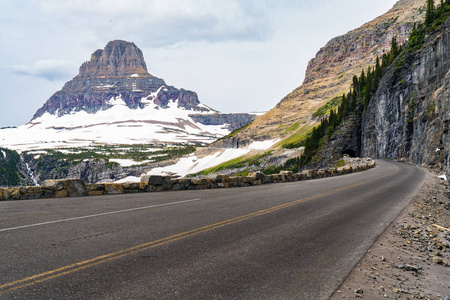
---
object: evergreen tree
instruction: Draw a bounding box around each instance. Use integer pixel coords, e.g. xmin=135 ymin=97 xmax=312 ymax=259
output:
xmin=426 ymin=0 xmax=436 ymax=26
xmin=390 ymin=36 xmax=399 ymax=58
xmin=375 ymin=56 xmax=382 ymax=80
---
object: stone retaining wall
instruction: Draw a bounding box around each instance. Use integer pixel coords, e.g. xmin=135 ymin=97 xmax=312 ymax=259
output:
xmin=0 ymin=160 xmax=375 ymax=201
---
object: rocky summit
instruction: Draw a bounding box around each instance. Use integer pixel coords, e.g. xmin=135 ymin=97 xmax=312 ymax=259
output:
xmin=32 ymin=40 xmax=207 ymax=119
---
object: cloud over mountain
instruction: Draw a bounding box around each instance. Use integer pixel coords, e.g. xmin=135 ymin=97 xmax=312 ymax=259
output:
xmin=36 ymin=0 xmax=271 ymax=47
xmin=9 ymin=60 xmax=76 ymax=82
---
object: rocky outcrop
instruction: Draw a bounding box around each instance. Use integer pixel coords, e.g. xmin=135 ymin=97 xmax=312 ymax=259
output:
xmin=219 ymin=0 xmax=425 ymax=148
xmin=23 ymin=155 xmax=146 ymax=185
xmin=306 ymin=112 xmax=362 ymax=169
xmin=189 ymin=113 xmax=257 ymax=131
xmin=361 ymin=16 xmax=450 ymax=179
xmin=32 ymin=40 xmax=208 ymax=120
xmin=78 ymin=40 xmax=148 ymax=78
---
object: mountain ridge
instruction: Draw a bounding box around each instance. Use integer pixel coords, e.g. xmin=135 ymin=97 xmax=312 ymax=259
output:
xmin=216 ymin=0 xmax=426 ymax=148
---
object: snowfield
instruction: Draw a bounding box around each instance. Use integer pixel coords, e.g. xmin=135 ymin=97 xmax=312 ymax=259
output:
xmin=146 ymin=148 xmax=250 ymax=177
xmin=115 ymin=148 xmax=251 ymax=182
xmin=245 ymin=139 xmax=280 ymax=150
xmin=0 ymin=95 xmax=229 ymax=152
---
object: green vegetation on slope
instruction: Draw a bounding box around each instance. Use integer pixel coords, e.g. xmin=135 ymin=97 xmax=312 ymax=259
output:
xmin=190 ymin=151 xmax=273 ymax=176
xmin=0 ymin=148 xmax=25 ymax=186
xmin=262 ymin=157 xmax=300 ymax=175
xmin=312 ymin=96 xmax=343 ymax=118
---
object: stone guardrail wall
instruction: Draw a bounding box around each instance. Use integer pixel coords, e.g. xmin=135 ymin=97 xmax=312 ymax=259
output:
xmin=0 ymin=160 xmax=375 ymax=201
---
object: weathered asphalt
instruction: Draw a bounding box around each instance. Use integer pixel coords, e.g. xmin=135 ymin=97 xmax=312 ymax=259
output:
xmin=0 ymin=160 xmax=426 ymax=299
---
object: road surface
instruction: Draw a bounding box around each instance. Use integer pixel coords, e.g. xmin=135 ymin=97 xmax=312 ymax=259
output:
xmin=0 ymin=160 xmax=426 ymax=299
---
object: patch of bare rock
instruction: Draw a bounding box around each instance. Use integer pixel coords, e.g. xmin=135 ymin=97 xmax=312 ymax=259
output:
xmin=331 ymin=169 xmax=450 ymax=300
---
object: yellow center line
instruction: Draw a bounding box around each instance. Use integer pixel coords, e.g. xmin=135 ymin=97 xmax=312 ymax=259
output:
xmin=0 ymin=166 xmax=398 ymax=295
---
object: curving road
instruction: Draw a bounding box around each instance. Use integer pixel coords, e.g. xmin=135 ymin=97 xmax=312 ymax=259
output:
xmin=0 ymin=160 xmax=426 ymax=299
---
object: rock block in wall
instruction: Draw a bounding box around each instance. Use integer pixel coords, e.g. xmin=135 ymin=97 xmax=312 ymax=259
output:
xmin=172 ymin=178 xmax=191 ymax=191
xmin=249 ymin=172 xmax=271 ymax=184
xmin=213 ymin=175 xmax=230 ymax=188
xmin=190 ymin=178 xmax=211 ymax=189
xmin=3 ymin=187 xmax=22 ymax=200
xmin=228 ymin=177 xmax=241 ymax=187
xmin=141 ymin=175 xmax=173 ymax=191
xmin=86 ymin=183 xmax=106 ymax=196
xmin=0 ymin=186 xmax=53 ymax=200
xmin=24 ymin=186 xmax=45 ymax=200
xmin=279 ymin=171 xmax=294 ymax=182
xmin=272 ymin=174 xmax=284 ymax=183
xmin=122 ymin=182 xmax=142 ymax=193
xmin=44 ymin=179 xmax=88 ymax=197
xmin=104 ymin=184 xmax=124 ymax=195
xmin=316 ymin=170 xmax=326 ymax=178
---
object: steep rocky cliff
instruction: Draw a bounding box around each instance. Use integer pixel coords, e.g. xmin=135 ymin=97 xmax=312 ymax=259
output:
xmin=218 ymin=0 xmax=425 ymax=148
xmin=303 ymin=7 xmax=450 ymax=180
xmin=361 ymin=16 xmax=450 ymax=178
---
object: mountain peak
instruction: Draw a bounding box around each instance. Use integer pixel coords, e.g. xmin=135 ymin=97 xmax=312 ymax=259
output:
xmin=77 ymin=40 xmax=150 ymax=79
xmin=31 ymin=40 xmax=211 ymax=120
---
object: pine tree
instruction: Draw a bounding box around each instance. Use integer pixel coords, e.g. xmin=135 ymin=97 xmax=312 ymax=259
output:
xmin=390 ymin=36 xmax=399 ymax=58
xmin=375 ymin=56 xmax=382 ymax=80
xmin=426 ymin=0 xmax=436 ymax=26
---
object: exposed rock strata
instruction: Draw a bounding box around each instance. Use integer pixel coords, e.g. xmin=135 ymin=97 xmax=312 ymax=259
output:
xmin=23 ymin=155 xmax=146 ymax=184
xmin=189 ymin=113 xmax=257 ymax=131
xmin=362 ymin=17 xmax=450 ymax=179
xmin=32 ymin=40 xmax=207 ymax=119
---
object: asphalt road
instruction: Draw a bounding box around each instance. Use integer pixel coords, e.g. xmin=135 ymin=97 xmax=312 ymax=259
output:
xmin=0 ymin=160 xmax=427 ymax=299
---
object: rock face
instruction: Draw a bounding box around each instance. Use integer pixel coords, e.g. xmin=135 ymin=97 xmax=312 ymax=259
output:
xmin=361 ymin=16 xmax=450 ymax=178
xmin=307 ymin=112 xmax=362 ymax=169
xmin=32 ymin=40 xmax=207 ymax=119
xmin=219 ymin=0 xmax=425 ymax=147
xmin=22 ymin=154 xmax=146 ymax=184
xmin=189 ymin=113 xmax=257 ymax=131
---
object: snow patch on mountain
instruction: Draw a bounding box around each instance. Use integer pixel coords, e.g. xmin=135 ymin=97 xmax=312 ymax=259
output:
xmin=0 ymin=95 xmax=230 ymax=152
xmin=115 ymin=148 xmax=251 ymax=182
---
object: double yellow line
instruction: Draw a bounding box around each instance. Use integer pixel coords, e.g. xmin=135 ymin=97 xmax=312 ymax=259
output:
xmin=0 ymin=168 xmax=395 ymax=295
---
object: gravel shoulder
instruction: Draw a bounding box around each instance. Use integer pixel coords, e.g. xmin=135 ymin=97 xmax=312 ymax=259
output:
xmin=330 ymin=167 xmax=450 ymax=300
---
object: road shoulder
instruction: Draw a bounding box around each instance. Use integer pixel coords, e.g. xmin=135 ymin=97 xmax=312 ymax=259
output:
xmin=331 ymin=169 xmax=450 ymax=300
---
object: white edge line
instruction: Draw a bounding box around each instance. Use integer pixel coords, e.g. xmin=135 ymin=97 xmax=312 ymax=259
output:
xmin=0 ymin=198 xmax=202 ymax=233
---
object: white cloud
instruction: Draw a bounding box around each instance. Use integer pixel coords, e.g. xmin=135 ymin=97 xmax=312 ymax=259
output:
xmin=33 ymin=0 xmax=271 ymax=47
xmin=9 ymin=60 xmax=76 ymax=82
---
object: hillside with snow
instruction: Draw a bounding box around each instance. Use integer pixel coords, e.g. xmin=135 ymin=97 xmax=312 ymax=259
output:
xmin=1 ymin=92 xmax=230 ymax=152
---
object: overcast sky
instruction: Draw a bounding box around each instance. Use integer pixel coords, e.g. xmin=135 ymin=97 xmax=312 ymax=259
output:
xmin=0 ymin=0 xmax=399 ymax=127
